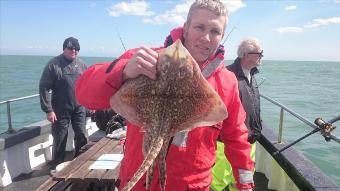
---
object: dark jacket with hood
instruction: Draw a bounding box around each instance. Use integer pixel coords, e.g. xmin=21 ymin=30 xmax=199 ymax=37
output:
xmin=227 ymin=58 xmax=262 ymax=143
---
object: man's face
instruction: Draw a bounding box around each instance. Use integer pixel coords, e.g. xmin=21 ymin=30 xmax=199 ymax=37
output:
xmin=63 ymin=47 xmax=78 ymax=60
xmin=246 ymin=49 xmax=263 ymax=68
xmin=183 ymin=8 xmax=226 ymax=64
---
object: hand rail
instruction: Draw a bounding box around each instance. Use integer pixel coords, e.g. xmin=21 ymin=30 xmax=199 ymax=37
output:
xmin=260 ymin=94 xmax=340 ymax=144
xmin=0 ymin=94 xmax=40 ymax=133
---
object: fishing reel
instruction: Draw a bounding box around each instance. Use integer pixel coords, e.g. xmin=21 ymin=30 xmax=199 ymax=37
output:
xmin=314 ymin=118 xmax=336 ymax=142
xmin=274 ymin=116 xmax=338 ymax=155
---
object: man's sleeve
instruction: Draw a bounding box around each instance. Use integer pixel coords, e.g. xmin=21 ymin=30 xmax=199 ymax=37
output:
xmin=219 ymin=78 xmax=255 ymax=190
xmin=39 ymin=63 xmax=54 ymax=113
xmin=75 ymin=50 xmax=136 ymax=110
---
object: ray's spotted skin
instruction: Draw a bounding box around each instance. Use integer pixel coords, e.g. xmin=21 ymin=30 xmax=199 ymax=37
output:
xmin=110 ymin=40 xmax=228 ymax=191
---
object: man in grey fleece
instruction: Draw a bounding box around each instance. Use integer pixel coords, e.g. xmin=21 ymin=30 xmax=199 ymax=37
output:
xmin=39 ymin=37 xmax=88 ymax=169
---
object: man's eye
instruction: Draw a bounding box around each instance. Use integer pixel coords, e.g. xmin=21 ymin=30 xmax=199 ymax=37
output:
xmin=211 ymin=30 xmax=221 ymax=35
xmin=195 ymin=25 xmax=204 ymax=30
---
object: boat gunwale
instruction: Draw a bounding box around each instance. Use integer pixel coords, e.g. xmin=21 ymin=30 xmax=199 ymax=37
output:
xmin=259 ymin=125 xmax=340 ymax=191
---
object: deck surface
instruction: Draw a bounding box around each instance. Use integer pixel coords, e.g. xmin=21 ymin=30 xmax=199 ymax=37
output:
xmin=1 ymin=137 xmax=271 ymax=191
xmin=1 ymin=151 xmax=74 ymax=191
xmin=1 ymin=166 xmax=270 ymax=191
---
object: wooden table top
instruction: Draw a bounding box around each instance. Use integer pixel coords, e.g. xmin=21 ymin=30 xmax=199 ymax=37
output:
xmin=52 ymin=137 xmax=123 ymax=183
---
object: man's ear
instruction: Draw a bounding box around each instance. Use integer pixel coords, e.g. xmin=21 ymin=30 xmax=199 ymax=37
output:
xmin=183 ymin=22 xmax=188 ymax=40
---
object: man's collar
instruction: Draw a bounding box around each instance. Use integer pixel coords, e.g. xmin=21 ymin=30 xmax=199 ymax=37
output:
xmin=233 ymin=58 xmax=259 ymax=77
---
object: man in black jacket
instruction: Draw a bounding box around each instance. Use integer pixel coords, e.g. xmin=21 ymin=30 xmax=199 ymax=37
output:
xmin=227 ymin=38 xmax=263 ymax=143
xmin=39 ymin=37 xmax=88 ymax=169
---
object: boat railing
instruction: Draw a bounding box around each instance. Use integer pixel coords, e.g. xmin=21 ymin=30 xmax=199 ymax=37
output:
xmin=0 ymin=94 xmax=40 ymax=133
xmin=1 ymin=93 xmax=339 ymax=146
xmin=260 ymin=94 xmax=340 ymax=144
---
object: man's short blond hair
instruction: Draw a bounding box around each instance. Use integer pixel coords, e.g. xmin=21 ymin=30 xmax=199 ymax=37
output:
xmin=237 ymin=38 xmax=262 ymax=58
xmin=186 ymin=0 xmax=228 ymax=31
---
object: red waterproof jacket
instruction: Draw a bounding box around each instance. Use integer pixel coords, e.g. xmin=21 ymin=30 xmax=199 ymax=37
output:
xmin=76 ymin=27 xmax=254 ymax=190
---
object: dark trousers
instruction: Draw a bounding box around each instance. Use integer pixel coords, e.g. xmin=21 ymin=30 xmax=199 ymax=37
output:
xmin=51 ymin=107 xmax=87 ymax=166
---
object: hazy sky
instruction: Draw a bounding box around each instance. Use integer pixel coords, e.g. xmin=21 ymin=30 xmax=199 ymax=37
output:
xmin=1 ymin=0 xmax=340 ymax=61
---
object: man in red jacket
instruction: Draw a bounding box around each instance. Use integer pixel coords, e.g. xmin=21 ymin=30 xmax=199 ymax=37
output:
xmin=76 ymin=0 xmax=254 ymax=190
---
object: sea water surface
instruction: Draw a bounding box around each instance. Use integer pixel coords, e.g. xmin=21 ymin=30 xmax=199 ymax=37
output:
xmin=0 ymin=55 xmax=339 ymax=185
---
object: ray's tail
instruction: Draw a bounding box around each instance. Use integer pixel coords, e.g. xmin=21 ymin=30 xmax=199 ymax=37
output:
xmin=121 ymin=136 xmax=164 ymax=191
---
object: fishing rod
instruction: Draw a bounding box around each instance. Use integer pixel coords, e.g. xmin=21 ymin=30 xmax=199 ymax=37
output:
xmin=273 ymin=116 xmax=338 ymax=155
xmin=222 ymin=26 xmax=236 ymax=45
xmin=116 ymin=28 xmax=127 ymax=51
xmin=328 ymin=114 xmax=340 ymax=124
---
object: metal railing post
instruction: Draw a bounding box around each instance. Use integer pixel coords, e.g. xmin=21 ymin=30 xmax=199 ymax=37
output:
xmin=6 ymin=101 xmax=15 ymax=133
xmin=1 ymin=94 xmax=40 ymax=134
xmin=278 ymin=108 xmax=284 ymax=143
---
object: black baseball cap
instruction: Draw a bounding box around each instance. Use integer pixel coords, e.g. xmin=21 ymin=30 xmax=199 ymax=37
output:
xmin=63 ymin=37 xmax=80 ymax=51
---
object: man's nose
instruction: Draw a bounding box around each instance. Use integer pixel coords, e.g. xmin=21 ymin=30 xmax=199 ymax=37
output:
xmin=201 ymin=33 xmax=211 ymax=42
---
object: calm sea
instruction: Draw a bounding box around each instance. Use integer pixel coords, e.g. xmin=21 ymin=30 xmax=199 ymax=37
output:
xmin=0 ymin=55 xmax=339 ymax=185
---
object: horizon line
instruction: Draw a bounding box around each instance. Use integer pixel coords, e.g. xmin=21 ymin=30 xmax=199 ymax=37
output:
xmin=0 ymin=54 xmax=339 ymax=63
